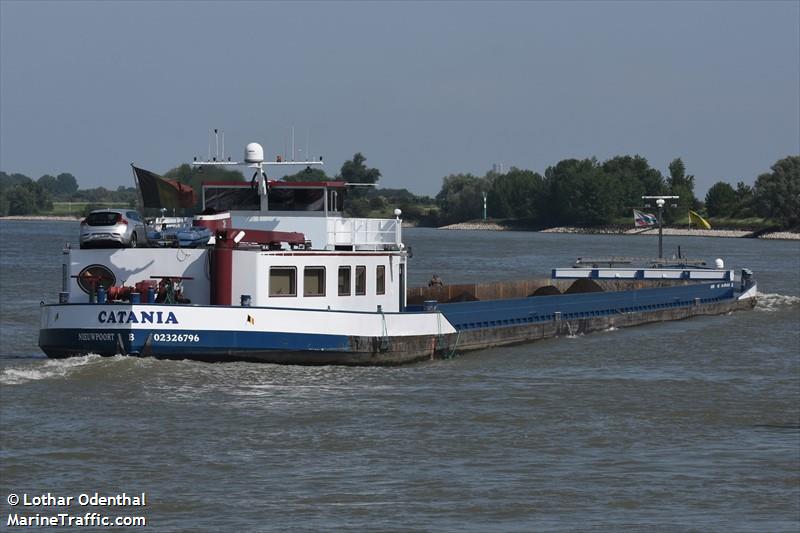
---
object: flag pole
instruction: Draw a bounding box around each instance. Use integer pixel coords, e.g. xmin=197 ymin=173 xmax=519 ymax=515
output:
xmin=643 ymin=195 xmax=679 ymax=260
xmin=130 ymin=163 xmax=144 ymax=212
xmin=657 ymin=199 xmax=664 ymax=259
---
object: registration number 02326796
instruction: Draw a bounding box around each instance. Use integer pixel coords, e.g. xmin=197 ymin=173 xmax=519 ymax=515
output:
xmin=150 ymin=333 xmax=200 ymax=343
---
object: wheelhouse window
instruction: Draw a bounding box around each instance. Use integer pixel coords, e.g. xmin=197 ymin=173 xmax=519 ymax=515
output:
xmin=268 ymin=188 xmax=325 ymax=211
xmin=203 ymin=186 xmax=260 ymax=211
xmin=376 ymin=265 xmax=386 ymax=295
xmin=304 ymin=267 xmax=326 ymax=297
xmin=338 ymin=266 xmax=351 ymax=296
xmin=269 ymin=267 xmax=297 ymax=297
xmin=355 ymin=266 xmax=366 ymax=295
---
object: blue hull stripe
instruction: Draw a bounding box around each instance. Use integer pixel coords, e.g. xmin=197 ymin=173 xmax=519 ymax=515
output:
xmin=39 ymin=329 xmax=351 ymax=357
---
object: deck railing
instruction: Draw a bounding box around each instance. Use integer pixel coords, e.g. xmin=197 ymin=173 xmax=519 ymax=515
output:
xmin=327 ymin=217 xmax=402 ymax=250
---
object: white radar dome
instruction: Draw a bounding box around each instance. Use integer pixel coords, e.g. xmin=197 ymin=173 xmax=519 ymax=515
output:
xmin=245 ymin=142 xmax=264 ymax=164
xmin=715 ymin=258 xmax=724 ymax=269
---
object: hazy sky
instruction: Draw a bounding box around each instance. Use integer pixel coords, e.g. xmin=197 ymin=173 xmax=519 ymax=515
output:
xmin=1 ymin=1 xmax=798 ymax=197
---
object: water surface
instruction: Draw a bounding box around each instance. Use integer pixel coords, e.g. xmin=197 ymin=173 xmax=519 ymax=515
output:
xmin=1 ymin=221 xmax=798 ymax=531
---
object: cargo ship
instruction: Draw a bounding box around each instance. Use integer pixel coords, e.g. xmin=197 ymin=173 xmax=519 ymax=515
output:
xmin=38 ymin=141 xmax=758 ymax=365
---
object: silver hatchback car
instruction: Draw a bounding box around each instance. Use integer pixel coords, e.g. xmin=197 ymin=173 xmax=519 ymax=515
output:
xmin=80 ymin=209 xmax=147 ymax=249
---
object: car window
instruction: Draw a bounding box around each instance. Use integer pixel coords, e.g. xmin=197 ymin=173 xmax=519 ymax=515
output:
xmin=126 ymin=211 xmax=140 ymax=221
xmin=86 ymin=212 xmax=120 ymax=226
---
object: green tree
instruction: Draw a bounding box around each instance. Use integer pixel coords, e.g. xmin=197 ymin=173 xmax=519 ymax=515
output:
xmin=435 ymin=173 xmax=487 ymax=224
xmin=5 ymin=181 xmax=52 ymax=214
xmin=753 ymin=156 xmax=800 ymax=228
xmin=37 ymin=174 xmax=59 ymax=195
xmin=339 ymin=153 xmax=381 ymax=185
xmin=705 ymin=182 xmax=737 ymax=217
xmin=734 ymin=181 xmax=755 ymax=218
xmin=283 ymin=167 xmax=329 ymax=182
xmin=55 ymin=173 xmax=79 ymax=196
xmin=543 ymin=158 xmax=616 ymax=226
xmin=488 ymin=168 xmax=545 ymax=219
xmin=6 ymin=185 xmax=35 ymax=215
xmin=369 ymin=196 xmax=386 ymax=210
xmin=601 ymin=155 xmax=665 ymax=216
xmin=163 ymin=164 xmax=245 ymax=207
xmin=668 ymin=159 xmax=688 ymax=187
xmin=0 ymin=172 xmax=33 ymax=190
xmin=664 ymin=158 xmax=700 ymax=222
xmin=338 ymin=153 xmax=380 ymax=199
xmin=36 ymin=173 xmax=79 ymax=199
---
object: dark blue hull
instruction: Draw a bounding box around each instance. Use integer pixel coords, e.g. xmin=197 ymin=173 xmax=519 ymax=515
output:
xmin=39 ymin=281 xmax=755 ymax=365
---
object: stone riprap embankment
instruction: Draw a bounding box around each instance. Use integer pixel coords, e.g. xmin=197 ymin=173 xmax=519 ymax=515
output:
xmin=439 ymin=222 xmax=508 ymax=231
xmin=445 ymin=224 xmax=800 ymax=240
xmin=0 ymin=216 xmax=80 ymax=221
xmin=623 ymin=227 xmax=752 ymax=238
xmin=758 ymin=231 xmax=800 ymax=240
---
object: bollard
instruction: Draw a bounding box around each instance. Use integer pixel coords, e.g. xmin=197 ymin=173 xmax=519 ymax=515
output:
xmin=241 ymin=294 xmax=252 ymax=307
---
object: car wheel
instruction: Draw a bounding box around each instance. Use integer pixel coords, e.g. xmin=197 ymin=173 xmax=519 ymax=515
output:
xmin=130 ymin=233 xmax=138 ymax=248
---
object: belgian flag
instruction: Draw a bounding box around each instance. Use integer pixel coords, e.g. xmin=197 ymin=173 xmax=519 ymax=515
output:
xmin=131 ymin=165 xmax=197 ymax=209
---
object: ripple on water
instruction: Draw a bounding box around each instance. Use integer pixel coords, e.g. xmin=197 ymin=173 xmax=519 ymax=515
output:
xmin=0 ymin=354 xmax=107 ymax=385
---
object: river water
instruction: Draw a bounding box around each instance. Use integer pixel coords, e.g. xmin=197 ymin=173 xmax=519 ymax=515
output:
xmin=1 ymin=221 xmax=798 ymax=531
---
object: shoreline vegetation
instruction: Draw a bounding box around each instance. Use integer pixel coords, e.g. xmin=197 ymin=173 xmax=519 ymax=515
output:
xmin=3 ymin=154 xmax=797 ymax=237
xmin=4 ymin=215 xmax=797 ymax=240
xmin=436 ymin=221 xmax=799 ymax=240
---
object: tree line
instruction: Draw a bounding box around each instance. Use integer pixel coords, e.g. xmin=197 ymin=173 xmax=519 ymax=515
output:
xmin=0 ymin=171 xmax=139 ymax=216
xmin=433 ymin=155 xmax=798 ymax=229
xmin=2 ymin=154 xmax=797 ymax=229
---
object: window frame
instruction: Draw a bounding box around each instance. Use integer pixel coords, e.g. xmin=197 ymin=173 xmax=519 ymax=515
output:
xmin=269 ymin=266 xmax=297 ymax=297
xmin=355 ymin=265 xmax=367 ymax=296
xmin=376 ymin=265 xmax=386 ymax=295
xmin=338 ymin=266 xmax=351 ymax=296
xmin=303 ymin=266 xmax=326 ymax=297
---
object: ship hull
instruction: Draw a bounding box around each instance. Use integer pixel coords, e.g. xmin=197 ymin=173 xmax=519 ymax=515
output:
xmin=38 ymin=281 xmax=757 ymax=365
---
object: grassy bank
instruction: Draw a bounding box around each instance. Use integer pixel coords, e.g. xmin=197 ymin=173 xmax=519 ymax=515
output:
xmin=47 ymin=202 xmax=131 ymax=217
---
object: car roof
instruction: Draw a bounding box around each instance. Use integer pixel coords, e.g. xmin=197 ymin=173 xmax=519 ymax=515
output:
xmin=88 ymin=208 xmax=133 ymax=215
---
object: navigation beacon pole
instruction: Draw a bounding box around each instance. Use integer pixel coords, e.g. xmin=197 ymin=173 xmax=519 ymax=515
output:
xmin=642 ymin=195 xmax=679 ymax=259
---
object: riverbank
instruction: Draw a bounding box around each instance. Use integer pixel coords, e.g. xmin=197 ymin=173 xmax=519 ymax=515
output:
xmin=4 ymin=216 xmax=798 ymax=240
xmin=439 ymin=221 xmax=800 ymax=240
xmin=0 ymin=215 xmax=80 ymax=221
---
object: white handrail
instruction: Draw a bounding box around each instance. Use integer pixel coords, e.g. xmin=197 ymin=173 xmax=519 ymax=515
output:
xmin=326 ymin=218 xmax=401 ymax=249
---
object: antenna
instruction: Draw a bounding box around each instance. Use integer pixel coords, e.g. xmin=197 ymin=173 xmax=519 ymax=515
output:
xmin=291 ymin=125 xmax=295 ymax=162
xmin=191 ymin=135 xmax=324 ymax=197
xmin=305 ymin=129 xmax=310 ymax=163
xmin=642 ymin=195 xmax=680 ymax=259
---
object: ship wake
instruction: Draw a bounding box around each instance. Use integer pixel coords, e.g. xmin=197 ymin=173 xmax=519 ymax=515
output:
xmin=755 ymin=292 xmax=800 ymax=313
xmin=0 ymin=354 xmax=104 ymax=385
